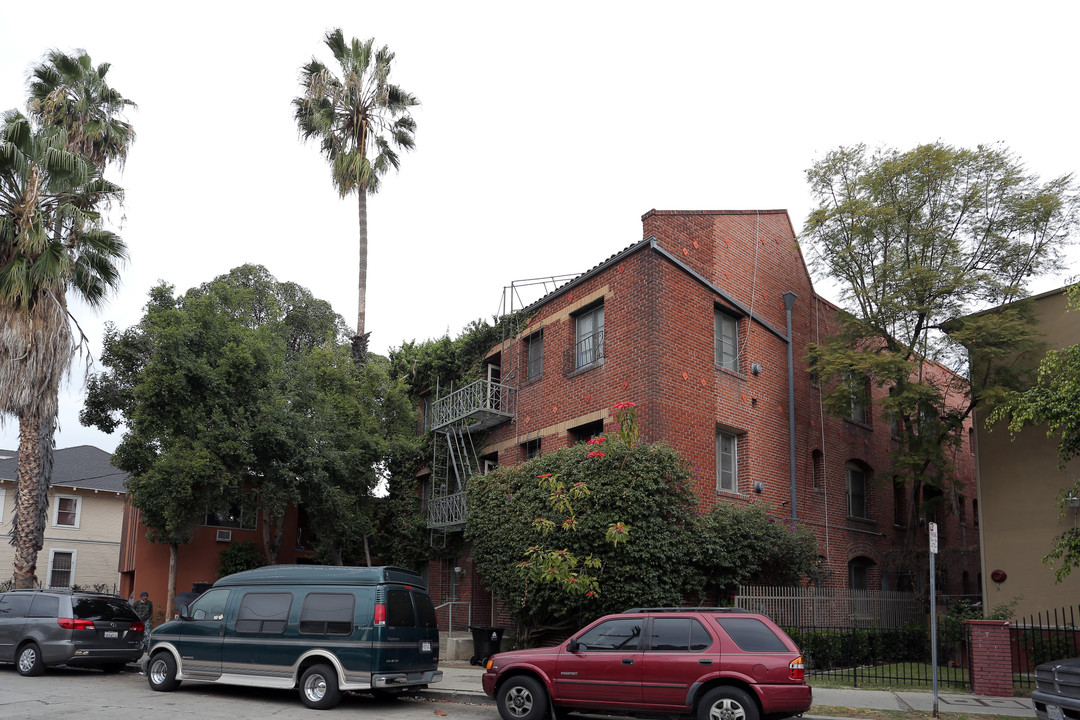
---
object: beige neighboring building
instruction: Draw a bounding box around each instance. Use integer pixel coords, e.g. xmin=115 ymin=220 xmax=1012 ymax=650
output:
xmin=971 ymin=287 xmax=1080 ymax=618
xmin=0 ymin=445 xmax=128 ymax=590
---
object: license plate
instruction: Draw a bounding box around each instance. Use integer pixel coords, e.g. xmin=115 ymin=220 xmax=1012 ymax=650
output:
xmin=421 ymin=640 xmax=432 ymax=652
xmin=1048 ymin=705 xmax=1063 ymax=720
xmin=104 ymin=631 xmax=118 ymax=639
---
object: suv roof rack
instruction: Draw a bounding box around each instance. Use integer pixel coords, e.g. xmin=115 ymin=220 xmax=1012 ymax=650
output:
xmin=622 ymin=607 xmax=751 ymax=614
xmin=7 ymin=587 xmax=74 ymax=594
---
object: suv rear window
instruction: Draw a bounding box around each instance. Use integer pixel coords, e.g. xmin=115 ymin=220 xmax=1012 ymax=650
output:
xmin=73 ymin=597 xmax=140 ymax=621
xmin=714 ymin=617 xmax=789 ymax=652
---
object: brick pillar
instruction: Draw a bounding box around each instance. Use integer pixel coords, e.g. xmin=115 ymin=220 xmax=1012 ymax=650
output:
xmin=965 ymin=620 xmax=1014 ymax=696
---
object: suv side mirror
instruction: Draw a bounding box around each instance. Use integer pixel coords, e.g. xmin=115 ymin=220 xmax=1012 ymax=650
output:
xmin=568 ymin=638 xmax=580 ymax=653
xmin=178 ymin=605 xmax=191 ymax=621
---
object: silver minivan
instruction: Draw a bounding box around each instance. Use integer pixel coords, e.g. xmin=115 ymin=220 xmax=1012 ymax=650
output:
xmin=0 ymin=589 xmax=146 ymax=675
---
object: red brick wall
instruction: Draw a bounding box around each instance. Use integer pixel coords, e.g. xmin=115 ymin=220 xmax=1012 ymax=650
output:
xmin=966 ymin=620 xmax=1014 ymax=696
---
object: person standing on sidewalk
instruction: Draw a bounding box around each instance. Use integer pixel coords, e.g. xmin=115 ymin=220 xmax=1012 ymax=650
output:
xmin=133 ymin=591 xmax=154 ymax=652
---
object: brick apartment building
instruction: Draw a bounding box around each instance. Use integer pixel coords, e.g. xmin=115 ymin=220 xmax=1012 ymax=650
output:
xmin=423 ymin=209 xmax=980 ymax=628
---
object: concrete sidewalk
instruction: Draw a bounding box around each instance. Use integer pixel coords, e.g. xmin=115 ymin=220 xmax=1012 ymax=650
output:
xmin=431 ymin=662 xmax=1036 ymax=717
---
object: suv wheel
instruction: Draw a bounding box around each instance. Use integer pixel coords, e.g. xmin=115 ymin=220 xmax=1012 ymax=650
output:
xmin=497 ymin=676 xmax=549 ymax=720
xmin=147 ymin=651 xmax=181 ymax=692
xmin=299 ymin=663 xmax=342 ymax=710
xmin=17 ymin=642 xmax=44 ymax=676
xmin=699 ymin=687 xmax=759 ymax=720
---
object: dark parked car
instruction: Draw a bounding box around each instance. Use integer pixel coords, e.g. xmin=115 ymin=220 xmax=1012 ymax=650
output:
xmin=482 ymin=607 xmax=811 ymax=720
xmin=0 ymin=588 xmax=145 ymax=675
xmin=1033 ymin=657 xmax=1080 ymax=720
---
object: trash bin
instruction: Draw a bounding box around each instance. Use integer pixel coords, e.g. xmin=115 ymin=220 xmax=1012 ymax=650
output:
xmin=468 ymin=625 xmax=505 ymax=666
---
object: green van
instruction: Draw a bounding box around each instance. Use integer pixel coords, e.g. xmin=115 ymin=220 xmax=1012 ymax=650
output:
xmin=144 ymin=565 xmax=441 ymax=709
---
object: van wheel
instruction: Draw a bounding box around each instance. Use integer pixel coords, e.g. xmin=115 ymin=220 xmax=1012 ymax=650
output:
xmin=300 ymin=664 xmax=342 ymax=710
xmin=698 ymin=687 xmax=759 ymax=720
xmin=147 ymin=652 xmax=181 ymax=692
xmin=17 ymin=642 xmax=44 ymax=676
xmin=497 ymin=676 xmax=549 ymax=720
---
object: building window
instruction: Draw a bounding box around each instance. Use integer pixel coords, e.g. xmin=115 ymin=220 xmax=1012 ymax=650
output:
xmin=47 ymin=549 xmax=76 ymax=588
xmin=811 ymin=450 xmax=824 ymax=489
xmin=716 ymin=430 xmax=739 ymax=493
xmin=0 ymin=487 xmax=5 ymax=524
xmin=570 ymin=419 xmax=604 ymax=445
xmin=973 ymin=499 xmax=979 ymax=528
xmin=52 ymin=495 xmax=81 ymax=529
xmin=205 ymin=503 xmax=256 ymax=530
xmin=526 ymin=331 xmax=544 ymax=380
xmin=574 ymin=303 xmax=604 ymax=369
xmin=846 ymin=461 xmax=869 ymax=519
xmin=958 ymin=495 xmax=967 ymax=525
xmin=714 ymin=309 xmax=739 ymax=372
xmin=968 ymin=427 xmax=975 ymax=454
xmin=845 ymin=372 xmax=868 ymax=424
xmin=523 ymin=438 xmax=541 ymax=459
xmin=893 ymin=479 xmax=907 ymax=527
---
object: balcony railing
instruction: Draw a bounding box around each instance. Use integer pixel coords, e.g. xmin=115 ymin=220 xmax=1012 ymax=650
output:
xmin=563 ymin=329 xmax=605 ymax=375
xmin=426 ymin=379 xmax=516 ymax=433
xmin=427 ymin=491 xmax=466 ymax=528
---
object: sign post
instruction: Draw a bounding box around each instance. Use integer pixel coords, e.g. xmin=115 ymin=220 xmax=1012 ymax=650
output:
xmin=929 ymin=521 xmax=939 ymax=717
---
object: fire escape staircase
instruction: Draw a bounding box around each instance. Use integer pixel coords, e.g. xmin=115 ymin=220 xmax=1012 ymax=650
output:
xmin=425 ymin=378 xmax=516 ymax=531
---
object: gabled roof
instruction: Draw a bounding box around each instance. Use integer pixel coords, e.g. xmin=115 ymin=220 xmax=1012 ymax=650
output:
xmin=0 ymin=445 xmax=128 ymax=494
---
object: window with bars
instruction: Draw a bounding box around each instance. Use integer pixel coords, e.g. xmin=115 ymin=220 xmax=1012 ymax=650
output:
xmin=574 ymin=303 xmax=604 ymax=369
xmin=48 ymin=550 xmax=75 ymax=588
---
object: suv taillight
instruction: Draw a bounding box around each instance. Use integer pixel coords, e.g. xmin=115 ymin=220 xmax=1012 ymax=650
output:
xmin=789 ymin=655 xmax=805 ymax=681
xmin=374 ymin=603 xmax=386 ymax=626
xmin=58 ymin=618 xmax=95 ymax=630
xmin=130 ymin=621 xmax=145 ymax=632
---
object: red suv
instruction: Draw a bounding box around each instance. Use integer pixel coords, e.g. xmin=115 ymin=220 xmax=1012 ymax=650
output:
xmin=482 ymin=607 xmax=810 ymax=720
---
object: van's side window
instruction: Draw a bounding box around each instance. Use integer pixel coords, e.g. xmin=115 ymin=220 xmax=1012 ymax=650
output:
xmin=299 ymin=593 xmax=355 ymax=635
xmin=189 ymin=589 xmax=230 ymax=621
xmin=236 ymin=592 xmax=292 ymax=634
xmin=386 ymin=589 xmax=416 ymax=628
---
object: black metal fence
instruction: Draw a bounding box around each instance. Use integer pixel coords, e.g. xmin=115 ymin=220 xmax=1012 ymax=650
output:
xmin=1010 ymin=605 xmax=1080 ymax=691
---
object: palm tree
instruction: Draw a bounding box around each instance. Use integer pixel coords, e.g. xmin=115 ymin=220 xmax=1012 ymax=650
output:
xmin=294 ymin=29 xmax=418 ymax=359
xmin=0 ymin=51 xmax=132 ymax=588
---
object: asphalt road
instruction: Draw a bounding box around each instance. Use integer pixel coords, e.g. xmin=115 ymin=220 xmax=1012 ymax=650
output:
xmin=0 ymin=666 xmax=498 ymax=720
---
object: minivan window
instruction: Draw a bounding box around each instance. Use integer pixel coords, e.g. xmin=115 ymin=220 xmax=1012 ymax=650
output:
xmin=28 ymin=594 xmax=59 ymax=618
xmin=386 ymin=589 xmax=415 ymax=627
xmin=415 ymin=592 xmax=438 ymax=629
xmin=189 ymin=588 xmax=230 ymax=621
xmin=714 ymin=617 xmax=789 ymax=652
xmin=73 ymin=597 xmax=140 ymax=621
xmin=299 ymin=593 xmax=355 ymax=635
xmin=0 ymin=593 xmax=32 ymax=618
xmin=236 ymin=592 xmax=292 ymax=634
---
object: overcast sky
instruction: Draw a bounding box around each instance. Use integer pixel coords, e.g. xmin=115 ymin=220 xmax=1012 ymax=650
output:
xmin=2 ymin=1 xmax=1078 ymax=453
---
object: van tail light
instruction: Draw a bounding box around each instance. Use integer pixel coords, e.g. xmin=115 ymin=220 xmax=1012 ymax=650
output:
xmin=374 ymin=603 xmax=386 ymax=626
xmin=789 ymin=655 xmax=805 ymax=681
xmin=58 ymin=618 xmax=95 ymax=630
xmin=130 ymin=621 xmax=146 ymax=632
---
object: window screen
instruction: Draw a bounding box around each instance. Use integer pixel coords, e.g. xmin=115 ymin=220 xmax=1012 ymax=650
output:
xmin=299 ymin=592 xmax=355 ymax=635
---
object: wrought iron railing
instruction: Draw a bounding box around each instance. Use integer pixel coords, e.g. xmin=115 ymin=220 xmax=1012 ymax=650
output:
xmin=427 ymin=491 xmax=467 ymax=528
xmin=427 ymin=379 xmax=516 ymax=433
xmin=563 ymin=329 xmax=605 ymax=375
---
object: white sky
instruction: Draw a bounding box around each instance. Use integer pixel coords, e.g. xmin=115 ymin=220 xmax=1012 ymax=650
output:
xmin=2 ymin=1 xmax=1078 ymax=453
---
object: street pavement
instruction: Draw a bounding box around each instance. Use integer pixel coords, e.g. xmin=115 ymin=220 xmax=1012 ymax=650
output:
xmin=432 ymin=661 xmax=1036 ymax=717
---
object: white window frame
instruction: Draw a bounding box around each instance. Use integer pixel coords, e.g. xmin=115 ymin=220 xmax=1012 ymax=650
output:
xmin=52 ymin=494 xmax=82 ymax=529
xmin=716 ymin=430 xmax=739 ymax=493
xmin=0 ymin=487 xmax=6 ymax=525
xmin=47 ymin=548 xmax=78 ymax=588
xmin=714 ymin=309 xmax=739 ymax=372
xmin=574 ymin=303 xmax=605 ymax=369
xmin=846 ymin=462 xmax=868 ymax=519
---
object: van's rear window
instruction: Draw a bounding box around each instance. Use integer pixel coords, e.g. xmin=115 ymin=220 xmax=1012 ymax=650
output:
xmin=73 ymin=597 xmax=140 ymax=621
xmin=300 ymin=593 xmax=355 ymax=635
xmin=387 ymin=589 xmax=416 ymax=628
xmin=415 ymin=593 xmax=438 ymax=629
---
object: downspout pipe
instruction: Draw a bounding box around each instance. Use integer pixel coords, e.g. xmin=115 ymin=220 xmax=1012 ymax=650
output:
xmin=783 ymin=291 xmax=798 ymax=522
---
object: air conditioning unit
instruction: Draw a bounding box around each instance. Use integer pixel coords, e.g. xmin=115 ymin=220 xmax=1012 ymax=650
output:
xmin=215 ymin=529 xmax=232 ymax=543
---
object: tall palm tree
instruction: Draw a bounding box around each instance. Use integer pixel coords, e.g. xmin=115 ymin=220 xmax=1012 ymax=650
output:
xmin=294 ymin=29 xmax=418 ymax=359
xmin=1 ymin=51 xmax=132 ymax=588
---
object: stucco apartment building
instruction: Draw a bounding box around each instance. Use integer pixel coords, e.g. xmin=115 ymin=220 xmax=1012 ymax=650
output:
xmin=970 ymin=286 xmax=1080 ymax=617
xmin=0 ymin=446 xmax=127 ymax=589
xmin=424 ymin=209 xmax=980 ymax=625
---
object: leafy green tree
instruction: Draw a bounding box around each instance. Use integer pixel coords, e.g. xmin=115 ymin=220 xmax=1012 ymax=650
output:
xmin=294 ymin=29 xmax=419 ymax=359
xmin=802 ymin=143 xmax=1080 ymax=581
xmin=988 ymin=284 xmax=1080 ymax=581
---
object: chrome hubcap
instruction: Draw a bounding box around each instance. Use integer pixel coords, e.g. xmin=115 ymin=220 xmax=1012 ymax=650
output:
xmin=149 ymin=658 xmax=169 ymax=685
xmin=505 ymin=686 xmax=533 ymax=717
xmin=305 ymin=674 xmax=327 ymax=702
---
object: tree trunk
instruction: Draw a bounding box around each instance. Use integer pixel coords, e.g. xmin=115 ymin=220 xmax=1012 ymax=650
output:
xmin=11 ymin=411 xmax=47 ymax=588
xmin=166 ymin=543 xmax=179 ymax=621
xmin=356 ymin=189 xmax=368 ymax=345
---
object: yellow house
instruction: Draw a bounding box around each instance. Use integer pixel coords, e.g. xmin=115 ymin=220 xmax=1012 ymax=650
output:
xmin=970 ymin=287 xmax=1080 ymax=617
xmin=0 ymin=445 xmax=128 ymax=590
